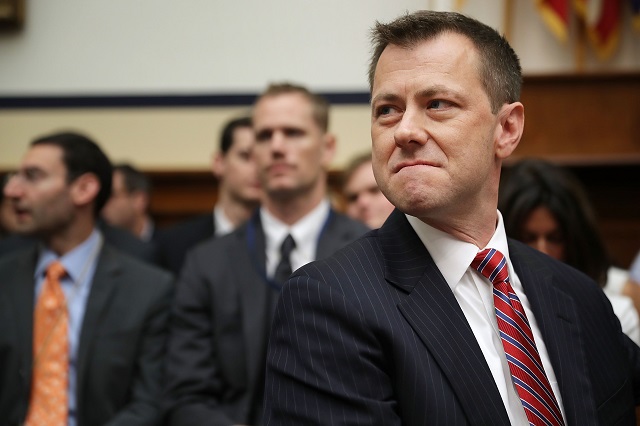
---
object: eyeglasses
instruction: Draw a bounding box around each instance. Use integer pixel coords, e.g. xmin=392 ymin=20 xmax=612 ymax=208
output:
xmin=4 ymin=168 xmax=50 ymax=186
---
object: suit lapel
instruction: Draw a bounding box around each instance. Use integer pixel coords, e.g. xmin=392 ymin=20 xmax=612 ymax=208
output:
xmin=380 ymin=210 xmax=511 ymax=425
xmin=76 ymin=245 xmax=119 ymax=403
xmin=509 ymin=241 xmax=597 ymax=425
xmin=239 ymin=215 xmax=274 ymax=393
xmin=9 ymin=249 xmax=38 ymax=390
xmin=316 ymin=210 xmax=343 ymax=259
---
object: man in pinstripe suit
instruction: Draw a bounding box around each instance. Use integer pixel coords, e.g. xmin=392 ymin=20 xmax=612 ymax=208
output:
xmin=263 ymin=11 xmax=640 ymax=426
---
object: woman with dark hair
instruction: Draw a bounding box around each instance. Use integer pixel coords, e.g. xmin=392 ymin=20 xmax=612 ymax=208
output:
xmin=499 ymin=158 xmax=640 ymax=344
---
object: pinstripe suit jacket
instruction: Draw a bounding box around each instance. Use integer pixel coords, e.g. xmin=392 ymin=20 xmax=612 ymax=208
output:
xmin=263 ymin=209 xmax=640 ymax=425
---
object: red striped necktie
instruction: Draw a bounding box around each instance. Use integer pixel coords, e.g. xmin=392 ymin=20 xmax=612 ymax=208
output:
xmin=472 ymin=248 xmax=564 ymax=426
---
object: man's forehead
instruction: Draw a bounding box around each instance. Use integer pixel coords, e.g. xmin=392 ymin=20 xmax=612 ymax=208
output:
xmin=373 ymin=33 xmax=478 ymax=86
xmin=255 ymin=93 xmax=313 ymax=118
xmin=21 ymin=144 xmax=64 ymax=170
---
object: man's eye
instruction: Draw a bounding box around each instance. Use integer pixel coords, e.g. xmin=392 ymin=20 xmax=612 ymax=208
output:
xmin=346 ymin=194 xmax=358 ymax=203
xmin=376 ymin=106 xmax=397 ymax=117
xmin=24 ymin=169 xmax=44 ymax=182
xmin=284 ymin=129 xmax=304 ymax=138
xmin=256 ymin=132 xmax=271 ymax=142
xmin=428 ymin=99 xmax=452 ymax=109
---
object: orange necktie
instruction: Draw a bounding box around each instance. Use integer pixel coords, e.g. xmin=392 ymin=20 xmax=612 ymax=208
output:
xmin=25 ymin=260 xmax=69 ymax=426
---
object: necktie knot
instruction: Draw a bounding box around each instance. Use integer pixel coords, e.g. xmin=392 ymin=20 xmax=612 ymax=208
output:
xmin=471 ymin=248 xmax=509 ymax=286
xmin=280 ymin=234 xmax=296 ymax=259
xmin=273 ymin=234 xmax=296 ymax=288
xmin=46 ymin=261 xmax=66 ymax=282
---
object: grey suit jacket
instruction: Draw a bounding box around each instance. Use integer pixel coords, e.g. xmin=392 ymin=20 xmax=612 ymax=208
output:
xmin=263 ymin=209 xmax=640 ymax=425
xmin=164 ymin=209 xmax=369 ymax=426
xmin=0 ymin=243 xmax=173 ymax=426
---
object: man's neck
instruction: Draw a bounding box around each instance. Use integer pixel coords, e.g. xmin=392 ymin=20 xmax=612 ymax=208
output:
xmin=418 ymin=203 xmax=499 ymax=249
xmin=263 ymin=191 xmax=326 ymax=226
xmin=217 ymin=193 xmax=259 ymax=228
xmin=45 ymin=218 xmax=96 ymax=256
xmin=132 ymin=216 xmax=148 ymax=239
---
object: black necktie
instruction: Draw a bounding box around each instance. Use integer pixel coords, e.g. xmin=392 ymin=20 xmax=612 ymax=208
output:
xmin=273 ymin=234 xmax=296 ymax=288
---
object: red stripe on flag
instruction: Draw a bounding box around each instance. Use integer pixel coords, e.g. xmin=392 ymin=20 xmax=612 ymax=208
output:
xmin=536 ymin=0 xmax=571 ymax=41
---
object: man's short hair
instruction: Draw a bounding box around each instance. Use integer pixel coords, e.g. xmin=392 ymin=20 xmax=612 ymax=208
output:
xmin=257 ymin=82 xmax=330 ymax=132
xmin=114 ymin=163 xmax=152 ymax=195
xmin=368 ymin=10 xmax=522 ymax=113
xmin=31 ymin=131 xmax=113 ymax=216
xmin=220 ymin=116 xmax=253 ymax=155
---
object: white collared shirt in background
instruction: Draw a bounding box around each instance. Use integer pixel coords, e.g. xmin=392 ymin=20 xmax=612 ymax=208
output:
xmin=261 ymin=199 xmax=330 ymax=279
xmin=213 ymin=204 xmax=235 ymax=237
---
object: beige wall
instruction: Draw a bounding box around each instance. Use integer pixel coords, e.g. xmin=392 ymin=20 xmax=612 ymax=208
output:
xmin=0 ymin=105 xmax=373 ymax=170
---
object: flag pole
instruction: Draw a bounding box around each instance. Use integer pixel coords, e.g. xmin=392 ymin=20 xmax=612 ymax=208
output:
xmin=574 ymin=15 xmax=586 ymax=72
xmin=503 ymin=0 xmax=513 ymax=42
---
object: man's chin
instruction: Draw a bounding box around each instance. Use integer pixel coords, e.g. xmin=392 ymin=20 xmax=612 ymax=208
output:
xmin=267 ymin=186 xmax=301 ymax=202
xmin=12 ymin=222 xmax=43 ymax=237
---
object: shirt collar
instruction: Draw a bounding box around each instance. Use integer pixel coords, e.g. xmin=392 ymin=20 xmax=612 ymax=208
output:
xmin=213 ymin=205 xmax=235 ymax=236
xmin=260 ymin=199 xmax=330 ymax=251
xmin=35 ymin=228 xmax=103 ymax=282
xmin=406 ymin=210 xmax=510 ymax=291
xmin=139 ymin=218 xmax=154 ymax=242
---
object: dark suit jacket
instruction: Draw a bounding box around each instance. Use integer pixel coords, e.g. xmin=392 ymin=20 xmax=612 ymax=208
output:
xmin=0 ymin=243 xmax=173 ymax=426
xmin=164 ymin=209 xmax=369 ymax=426
xmin=155 ymin=214 xmax=215 ymax=276
xmin=263 ymin=209 xmax=640 ymax=426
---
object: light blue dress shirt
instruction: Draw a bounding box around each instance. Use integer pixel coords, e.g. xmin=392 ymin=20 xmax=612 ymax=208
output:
xmin=34 ymin=229 xmax=102 ymax=426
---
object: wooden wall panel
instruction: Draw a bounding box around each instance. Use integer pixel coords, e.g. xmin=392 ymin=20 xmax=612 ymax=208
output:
xmin=515 ymin=74 xmax=640 ymax=162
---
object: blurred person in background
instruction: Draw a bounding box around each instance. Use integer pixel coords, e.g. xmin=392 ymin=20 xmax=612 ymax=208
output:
xmin=156 ymin=116 xmax=262 ymax=276
xmin=0 ymin=131 xmax=172 ymax=425
xmin=102 ymin=163 xmax=156 ymax=242
xmin=164 ymin=83 xmax=368 ymax=426
xmin=0 ymin=173 xmax=18 ymax=239
xmin=499 ymin=158 xmax=640 ymax=344
xmin=342 ymin=152 xmax=395 ymax=229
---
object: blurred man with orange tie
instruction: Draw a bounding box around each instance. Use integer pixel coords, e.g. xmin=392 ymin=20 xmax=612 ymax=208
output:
xmin=0 ymin=132 xmax=173 ymax=425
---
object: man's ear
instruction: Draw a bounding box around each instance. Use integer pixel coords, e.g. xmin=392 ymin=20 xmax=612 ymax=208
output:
xmin=494 ymin=102 xmax=524 ymax=159
xmin=132 ymin=191 xmax=149 ymax=214
xmin=321 ymin=133 xmax=337 ymax=169
xmin=211 ymin=152 xmax=224 ymax=179
xmin=71 ymin=173 xmax=100 ymax=208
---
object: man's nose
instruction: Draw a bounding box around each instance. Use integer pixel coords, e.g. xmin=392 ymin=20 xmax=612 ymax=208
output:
xmin=394 ymin=109 xmax=429 ymax=148
xmin=3 ymin=174 xmax=23 ymax=199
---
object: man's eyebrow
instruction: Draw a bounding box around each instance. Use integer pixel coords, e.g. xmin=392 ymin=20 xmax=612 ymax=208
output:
xmin=22 ymin=166 xmax=45 ymax=174
xmin=416 ymin=85 xmax=459 ymax=99
xmin=371 ymin=93 xmax=402 ymax=105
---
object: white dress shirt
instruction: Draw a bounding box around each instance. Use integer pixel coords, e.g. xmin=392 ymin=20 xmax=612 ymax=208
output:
xmin=261 ymin=199 xmax=330 ymax=279
xmin=406 ymin=211 xmax=566 ymax=426
xmin=213 ymin=204 xmax=235 ymax=237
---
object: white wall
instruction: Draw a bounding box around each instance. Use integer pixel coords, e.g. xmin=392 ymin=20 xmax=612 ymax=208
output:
xmin=0 ymin=0 xmax=638 ymax=169
xmin=1 ymin=0 xmax=638 ymax=95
